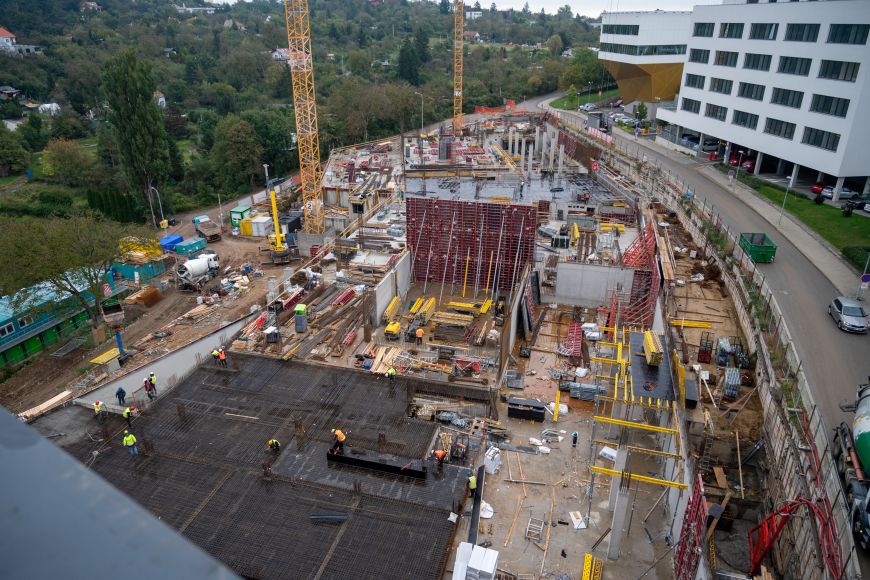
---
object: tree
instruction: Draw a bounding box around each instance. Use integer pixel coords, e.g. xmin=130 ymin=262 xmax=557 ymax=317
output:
xmin=102 ymin=49 xmax=170 ymax=225
xmin=490 ymin=3 xmax=497 ymax=12
xmin=635 ymin=102 xmax=648 ymax=122
xmin=210 ymin=117 xmax=262 ymax=193
xmin=0 ymin=211 xmax=154 ymax=332
xmin=42 ymin=139 xmax=93 ymax=186
xmin=397 ymin=38 xmax=421 ymax=86
xmin=545 ymin=34 xmax=564 ymax=57
xmin=439 ymin=0 xmax=451 ymax=15
xmin=415 ymin=27 xmax=430 ymax=63
xmin=0 ymin=124 xmax=28 ymax=177
xmin=18 ymin=114 xmax=50 ymax=152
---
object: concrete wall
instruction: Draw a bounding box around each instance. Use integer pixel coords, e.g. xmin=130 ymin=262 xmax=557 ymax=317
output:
xmin=545 ymin=263 xmax=635 ymax=307
xmin=372 ymin=252 xmax=412 ymax=323
xmin=75 ymin=315 xmax=253 ymax=411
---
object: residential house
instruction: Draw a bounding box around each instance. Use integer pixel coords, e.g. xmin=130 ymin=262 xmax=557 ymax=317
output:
xmin=271 ymin=48 xmax=290 ymax=61
xmin=0 ymin=85 xmax=22 ymax=101
xmin=463 ymin=31 xmax=482 ymax=43
xmin=174 ymin=4 xmax=215 ymax=15
xmin=80 ymin=1 xmax=102 ymax=11
xmin=0 ymin=26 xmax=43 ymax=56
xmin=0 ymin=26 xmax=15 ymax=48
xmin=38 ymin=103 xmax=61 ymax=116
xmin=223 ymin=19 xmax=246 ymax=32
xmin=465 ymin=11 xmax=483 ymax=21
xmin=153 ymin=91 xmax=166 ymax=108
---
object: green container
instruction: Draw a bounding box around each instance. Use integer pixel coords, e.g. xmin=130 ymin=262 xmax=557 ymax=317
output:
xmin=3 ymin=344 xmax=26 ymax=364
xmin=42 ymin=327 xmax=59 ymax=345
xmin=230 ymin=205 xmax=252 ymax=227
xmin=739 ymin=232 xmax=777 ymax=263
xmin=294 ymin=303 xmax=308 ymax=315
xmin=23 ymin=336 xmax=42 ymax=356
xmin=175 ymin=237 xmax=208 ymax=256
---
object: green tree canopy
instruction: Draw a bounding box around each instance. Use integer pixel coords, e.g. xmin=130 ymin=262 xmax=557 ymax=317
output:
xmin=397 ymin=38 xmax=421 ymax=86
xmin=0 ymin=125 xmax=28 ymax=177
xmin=102 ymin=49 xmax=170 ymax=226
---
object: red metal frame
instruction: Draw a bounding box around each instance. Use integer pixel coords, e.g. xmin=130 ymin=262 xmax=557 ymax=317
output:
xmin=674 ymin=475 xmax=708 ymax=580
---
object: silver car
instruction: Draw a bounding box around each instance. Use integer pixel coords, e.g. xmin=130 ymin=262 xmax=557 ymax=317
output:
xmin=829 ymin=296 xmax=870 ymax=333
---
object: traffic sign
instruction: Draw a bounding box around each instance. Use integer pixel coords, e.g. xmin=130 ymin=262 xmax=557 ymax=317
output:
xmin=591 ymin=161 xmax=600 ymax=172
xmin=862 ymin=274 xmax=870 ymax=283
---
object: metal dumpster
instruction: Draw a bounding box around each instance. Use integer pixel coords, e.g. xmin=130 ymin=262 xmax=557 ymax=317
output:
xmin=739 ymin=232 xmax=777 ymax=263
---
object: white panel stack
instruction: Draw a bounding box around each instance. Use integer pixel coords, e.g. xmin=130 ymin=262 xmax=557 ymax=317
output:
xmin=466 ymin=545 xmax=499 ymax=580
xmin=452 ymin=542 xmax=474 ymax=580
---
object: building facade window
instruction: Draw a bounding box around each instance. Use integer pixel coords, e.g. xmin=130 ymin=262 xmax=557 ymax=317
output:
xmin=705 ymin=103 xmax=728 ymax=121
xmin=738 ymin=82 xmax=765 ymax=101
xmin=720 ymin=23 xmax=744 ymax=39
xmin=764 ymin=118 xmax=796 ymax=140
xmin=784 ymin=23 xmax=820 ymax=42
xmin=709 ymin=77 xmax=733 ymax=95
xmin=689 ymin=48 xmax=710 ymax=64
xmin=684 ymin=73 xmax=705 ymax=89
xmin=743 ymin=53 xmax=771 ymax=71
xmin=714 ymin=51 xmax=739 ymax=67
xmin=802 ymin=127 xmax=840 ymax=152
xmin=827 ymin=24 xmax=870 ymax=45
xmin=694 ymin=22 xmax=714 ymax=37
xmin=600 ymin=43 xmax=687 ymax=56
xmin=810 ymin=94 xmax=850 ymax=117
xmin=818 ymin=60 xmax=860 ymax=82
xmin=602 ymin=24 xmax=639 ymax=35
xmin=778 ymin=56 xmax=811 ymax=76
xmin=732 ymin=110 xmax=759 ymax=130
xmin=749 ymin=23 xmax=778 ymax=40
xmin=0 ymin=322 xmax=14 ymax=337
xmin=17 ymin=316 xmax=33 ymax=328
xmin=770 ymin=87 xmax=804 ymax=108
xmin=681 ymin=98 xmax=701 ymax=114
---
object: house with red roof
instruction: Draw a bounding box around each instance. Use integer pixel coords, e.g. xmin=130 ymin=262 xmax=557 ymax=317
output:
xmin=0 ymin=27 xmax=16 ymax=49
xmin=0 ymin=26 xmax=43 ymax=56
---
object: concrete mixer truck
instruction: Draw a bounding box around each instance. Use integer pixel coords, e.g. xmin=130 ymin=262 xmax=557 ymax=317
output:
xmin=176 ymin=252 xmax=220 ymax=290
xmin=834 ymin=378 xmax=870 ymax=550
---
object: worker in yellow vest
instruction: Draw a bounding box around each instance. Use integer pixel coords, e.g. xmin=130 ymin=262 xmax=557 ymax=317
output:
xmin=467 ymin=471 xmax=477 ymax=498
xmin=386 ymin=367 xmax=397 ymax=382
xmin=268 ymin=439 xmax=281 ymax=454
xmin=330 ymin=428 xmax=347 ymax=455
xmin=123 ymin=431 xmax=139 ymax=456
xmin=122 ymin=405 xmax=135 ymax=428
xmin=93 ymin=401 xmax=104 ymax=423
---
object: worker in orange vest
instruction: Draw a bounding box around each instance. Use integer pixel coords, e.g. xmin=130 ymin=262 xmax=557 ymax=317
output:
xmin=330 ymin=428 xmax=347 ymax=455
xmin=218 ymin=348 xmax=227 ymax=367
xmin=415 ymin=327 xmax=424 ymax=346
xmin=433 ymin=448 xmax=447 ymax=470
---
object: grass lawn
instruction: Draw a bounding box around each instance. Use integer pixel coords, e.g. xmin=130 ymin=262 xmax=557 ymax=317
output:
xmin=0 ymin=174 xmax=20 ymax=187
xmin=753 ymin=184 xmax=870 ymax=251
xmin=550 ymin=88 xmax=620 ymax=111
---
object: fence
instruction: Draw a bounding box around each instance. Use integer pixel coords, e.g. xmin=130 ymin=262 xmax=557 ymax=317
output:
xmin=548 ymin=117 xmax=860 ymax=579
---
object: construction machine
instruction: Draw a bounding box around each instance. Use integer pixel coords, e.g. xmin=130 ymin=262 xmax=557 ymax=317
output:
xmin=835 ymin=378 xmax=870 ymax=550
xmin=267 ymin=187 xmax=293 ymax=264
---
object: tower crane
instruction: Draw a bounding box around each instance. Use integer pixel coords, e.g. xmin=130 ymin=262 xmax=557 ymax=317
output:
xmin=283 ymin=0 xmax=324 ymax=235
xmin=452 ymin=0 xmax=464 ymax=136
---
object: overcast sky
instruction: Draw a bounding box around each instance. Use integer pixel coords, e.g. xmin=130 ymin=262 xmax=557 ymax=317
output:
xmin=480 ymin=1 xmax=718 ymax=18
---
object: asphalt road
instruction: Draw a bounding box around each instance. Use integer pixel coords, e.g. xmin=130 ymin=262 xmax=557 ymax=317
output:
xmin=524 ymin=94 xmax=869 ymax=435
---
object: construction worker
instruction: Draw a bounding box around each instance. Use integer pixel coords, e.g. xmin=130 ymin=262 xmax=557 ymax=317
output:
xmin=143 ymin=376 xmax=155 ymax=401
xmin=330 ymin=428 xmax=347 ymax=455
xmin=268 ymin=439 xmax=281 ymax=454
xmin=122 ymin=405 xmax=135 ymax=428
xmin=148 ymin=372 xmax=157 ymax=394
xmin=415 ymin=327 xmax=424 ymax=346
xmin=116 ymin=386 xmax=126 ymax=406
xmin=467 ymin=471 xmax=477 ymax=494
xmin=433 ymin=449 xmax=447 ymax=468
xmin=93 ymin=401 xmax=104 ymax=423
xmin=386 ymin=367 xmax=397 ymax=382
xmin=218 ymin=348 xmax=227 ymax=367
xmin=211 ymin=348 xmax=220 ymax=365
xmin=123 ymin=430 xmax=139 ymax=457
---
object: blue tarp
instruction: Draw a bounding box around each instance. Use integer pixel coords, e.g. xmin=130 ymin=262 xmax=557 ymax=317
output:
xmin=160 ymin=234 xmax=183 ymax=251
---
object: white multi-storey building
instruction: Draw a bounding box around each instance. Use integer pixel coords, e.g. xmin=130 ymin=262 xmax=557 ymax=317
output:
xmin=601 ymin=0 xmax=870 ymax=199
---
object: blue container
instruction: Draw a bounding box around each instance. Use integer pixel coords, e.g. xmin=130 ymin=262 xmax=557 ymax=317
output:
xmin=175 ymin=237 xmax=207 ymax=256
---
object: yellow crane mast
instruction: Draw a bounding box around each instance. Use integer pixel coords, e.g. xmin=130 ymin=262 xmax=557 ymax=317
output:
xmin=452 ymin=0 xmax=464 ymax=135
xmin=283 ymin=0 xmax=324 ymax=235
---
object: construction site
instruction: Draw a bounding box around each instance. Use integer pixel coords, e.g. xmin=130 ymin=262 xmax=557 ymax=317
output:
xmin=10 ymin=2 xmax=862 ymax=580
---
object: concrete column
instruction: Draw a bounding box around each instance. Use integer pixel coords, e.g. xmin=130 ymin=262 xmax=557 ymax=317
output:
xmin=817 ymin=171 xmax=825 ymax=183
xmin=789 ymin=163 xmax=800 ymax=188
xmin=723 ymin=141 xmax=731 ymax=165
xmin=534 ymin=126 xmax=541 ymax=157
xmin=697 ymin=132 xmax=705 ymax=157
xmin=558 ymin=144 xmax=565 ymax=175
xmin=540 ymin=132 xmax=548 ymax=162
xmin=863 ymin=177 xmax=870 ymax=195
xmin=608 ymin=447 xmax=628 ymax=511
xmin=508 ymin=127 xmax=515 ymax=155
xmin=528 ymin=144 xmax=535 ymax=173
xmin=832 ymin=176 xmax=845 ymax=203
xmin=520 ymin=138 xmax=526 ymax=169
xmin=776 ymin=158 xmax=784 ymax=176
xmin=607 ymin=476 xmax=631 ymax=560
xmin=754 ymin=151 xmax=763 ymax=175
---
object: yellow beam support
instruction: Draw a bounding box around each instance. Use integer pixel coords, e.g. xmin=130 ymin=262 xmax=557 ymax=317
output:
xmin=590 ymin=356 xmax=620 ymax=365
xmin=591 ymin=466 xmax=688 ymax=490
xmin=592 ymin=415 xmax=677 ymax=434
xmin=554 ymin=390 xmax=561 ymax=422
xmin=462 ymin=249 xmax=470 ymax=298
xmin=669 ymin=319 xmax=714 ymax=329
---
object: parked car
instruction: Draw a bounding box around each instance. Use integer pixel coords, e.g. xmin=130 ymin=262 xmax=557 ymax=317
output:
xmin=844 ymin=198 xmax=870 ymax=211
xmin=741 ymin=159 xmax=755 ymax=172
xmin=828 ymin=296 xmax=870 ymax=333
xmin=822 ymin=185 xmax=858 ymax=199
xmin=700 ymin=138 xmax=719 ymax=153
xmin=811 ymin=181 xmax=828 ymax=194
xmin=579 ymin=103 xmax=597 ymax=112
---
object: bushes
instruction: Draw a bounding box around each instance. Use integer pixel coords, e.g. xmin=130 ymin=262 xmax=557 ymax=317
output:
xmin=843 ymin=246 xmax=870 ymax=270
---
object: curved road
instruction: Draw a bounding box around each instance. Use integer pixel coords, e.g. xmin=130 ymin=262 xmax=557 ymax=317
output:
xmin=521 ymin=94 xmax=869 ymax=434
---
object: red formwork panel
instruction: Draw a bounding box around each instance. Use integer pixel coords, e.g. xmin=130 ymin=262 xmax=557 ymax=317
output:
xmin=406 ymin=197 xmax=537 ymax=292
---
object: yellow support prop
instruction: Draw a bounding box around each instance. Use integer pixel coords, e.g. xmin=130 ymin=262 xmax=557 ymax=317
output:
xmin=409 ymin=297 xmax=424 ymax=315
xmin=669 ymin=319 xmax=714 ymax=329
xmin=554 ymin=390 xmax=561 ymax=422
xmin=591 ymin=466 xmax=688 ymax=489
xmin=479 ymin=298 xmax=492 ymax=314
xmin=592 ymin=415 xmax=677 ymax=434
xmin=484 ymin=250 xmax=493 ymax=293
xmin=462 ymin=249 xmax=470 ymax=298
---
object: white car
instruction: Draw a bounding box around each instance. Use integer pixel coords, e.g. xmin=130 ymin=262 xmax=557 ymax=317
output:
xmin=821 ymin=186 xmax=857 ymax=199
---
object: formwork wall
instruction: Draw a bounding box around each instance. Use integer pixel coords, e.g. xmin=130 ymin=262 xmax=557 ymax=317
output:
xmin=406 ymin=197 xmax=536 ymax=292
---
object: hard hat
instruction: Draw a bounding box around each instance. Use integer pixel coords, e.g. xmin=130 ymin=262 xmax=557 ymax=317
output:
xmin=467 ymin=471 xmax=473 ymax=477
xmin=96 ymin=401 xmax=102 ymax=405
xmin=331 ymin=428 xmax=336 ymax=434
xmin=124 ymin=430 xmax=129 ymax=434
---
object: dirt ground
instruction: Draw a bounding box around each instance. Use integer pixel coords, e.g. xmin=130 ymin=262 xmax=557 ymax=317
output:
xmin=0 ymin=227 xmax=287 ymax=415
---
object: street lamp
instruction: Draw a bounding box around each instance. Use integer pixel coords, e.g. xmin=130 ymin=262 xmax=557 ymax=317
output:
xmin=777 ymin=181 xmax=791 ymax=225
xmin=149 ymin=186 xmax=164 ymax=223
xmin=413 ymin=91 xmax=424 ymax=134
xmin=735 ymin=150 xmax=746 ymax=180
